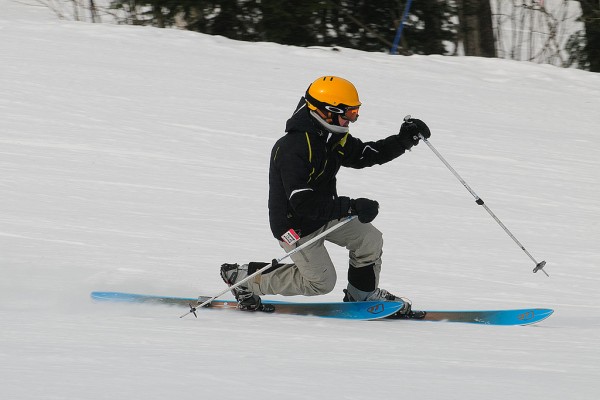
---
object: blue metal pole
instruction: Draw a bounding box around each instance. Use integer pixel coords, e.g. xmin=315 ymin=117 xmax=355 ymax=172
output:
xmin=390 ymin=0 xmax=413 ymax=55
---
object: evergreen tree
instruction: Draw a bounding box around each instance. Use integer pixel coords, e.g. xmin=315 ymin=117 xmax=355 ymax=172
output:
xmin=109 ymin=0 xmax=456 ymax=56
xmin=579 ymin=0 xmax=600 ymax=72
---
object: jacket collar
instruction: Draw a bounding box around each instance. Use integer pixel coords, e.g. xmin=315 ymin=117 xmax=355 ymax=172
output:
xmin=285 ymin=97 xmax=325 ymax=136
xmin=285 ymin=97 xmax=348 ymax=147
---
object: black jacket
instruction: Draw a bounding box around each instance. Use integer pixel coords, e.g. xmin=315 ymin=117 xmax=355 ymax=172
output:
xmin=268 ymin=98 xmax=407 ymax=239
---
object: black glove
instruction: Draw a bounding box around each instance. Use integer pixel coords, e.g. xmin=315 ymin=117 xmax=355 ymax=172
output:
xmin=350 ymin=198 xmax=379 ymax=223
xmin=397 ymin=118 xmax=431 ymax=150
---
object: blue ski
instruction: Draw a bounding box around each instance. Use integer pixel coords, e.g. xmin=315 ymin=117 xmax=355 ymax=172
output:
xmin=90 ymin=291 xmax=404 ymax=320
xmin=91 ymin=291 xmax=553 ymax=325
xmin=415 ymin=308 xmax=554 ymax=325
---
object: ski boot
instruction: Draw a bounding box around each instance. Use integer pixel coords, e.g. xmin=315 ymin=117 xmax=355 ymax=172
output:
xmin=343 ymin=288 xmax=426 ymax=320
xmin=220 ymin=263 xmax=274 ymax=312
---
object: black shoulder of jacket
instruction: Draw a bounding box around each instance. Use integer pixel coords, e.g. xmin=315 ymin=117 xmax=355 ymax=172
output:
xmin=285 ymin=97 xmax=327 ymax=136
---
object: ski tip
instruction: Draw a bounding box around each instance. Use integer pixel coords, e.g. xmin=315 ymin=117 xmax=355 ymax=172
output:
xmin=519 ymin=308 xmax=554 ymax=325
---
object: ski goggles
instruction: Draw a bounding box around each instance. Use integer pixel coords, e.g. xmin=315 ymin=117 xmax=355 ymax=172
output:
xmin=305 ymin=93 xmax=360 ymax=122
xmin=334 ymin=105 xmax=360 ymax=122
xmin=317 ymin=103 xmax=360 ymax=122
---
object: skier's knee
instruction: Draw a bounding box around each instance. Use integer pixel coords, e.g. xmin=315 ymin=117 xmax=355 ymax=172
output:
xmin=307 ymin=284 xmax=333 ymax=296
xmin=306 ymin=269 xmax=337 ymax=295
xmin=312 ymin=279 xmax=336 ymax=295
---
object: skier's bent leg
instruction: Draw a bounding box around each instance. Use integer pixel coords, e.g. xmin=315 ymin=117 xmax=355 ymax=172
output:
xmin=245 ymin=232 xmax=337 ymax=296
xmin=248 ymin=262 xmax=336 ymax=296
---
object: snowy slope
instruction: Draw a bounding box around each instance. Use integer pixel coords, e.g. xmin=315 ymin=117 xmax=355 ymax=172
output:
xmin=2 ymin=2 xmax=600 ymax=399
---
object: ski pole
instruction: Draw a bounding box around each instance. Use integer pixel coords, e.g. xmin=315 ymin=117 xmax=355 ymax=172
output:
xmin=180 ymin=215 xmax=358 ymax=318
xmin=406 ymin=117 xmax=548 ymax=277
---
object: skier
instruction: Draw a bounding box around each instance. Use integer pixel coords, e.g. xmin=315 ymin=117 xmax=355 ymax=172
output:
xmin=221 ymin=76 xmax=430 ymax=316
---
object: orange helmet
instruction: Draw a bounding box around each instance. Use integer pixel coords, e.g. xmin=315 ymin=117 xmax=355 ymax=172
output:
xmin=305 ymin=76 xmax=361 ymax=130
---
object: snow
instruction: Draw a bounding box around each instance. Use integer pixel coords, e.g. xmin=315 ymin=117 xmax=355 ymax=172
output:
xmin=2 ymin=1 xmax=600 ymax=399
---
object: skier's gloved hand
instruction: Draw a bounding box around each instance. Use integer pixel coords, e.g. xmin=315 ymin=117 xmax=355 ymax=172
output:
xmin=336 ymin=196 xmax=353 ymax=220
xmin=350 ymin=198 xmax=379 ymax=223
xmin=397 ymin=118 xmax=431 ymax=150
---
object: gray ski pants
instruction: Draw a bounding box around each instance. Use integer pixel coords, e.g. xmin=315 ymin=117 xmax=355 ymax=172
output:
xmin=247 ymin=218 xmax=383 ymax=297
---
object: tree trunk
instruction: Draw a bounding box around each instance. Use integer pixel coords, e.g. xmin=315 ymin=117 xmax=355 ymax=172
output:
xmin=579 ymin=0 xmax=600 ymax=72
xmin=458 ymin=0 xmax=496 ymax=57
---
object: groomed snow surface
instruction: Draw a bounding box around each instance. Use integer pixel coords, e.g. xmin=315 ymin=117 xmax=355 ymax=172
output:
xmin=2 ymin=2 xmax=600 ymax=399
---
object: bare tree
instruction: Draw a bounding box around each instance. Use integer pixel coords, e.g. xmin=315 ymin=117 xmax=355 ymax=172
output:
xmin=492 ymin=0 xmax=584 ymax=68
xmin=31 ymin=0 xmax=101 ymax=22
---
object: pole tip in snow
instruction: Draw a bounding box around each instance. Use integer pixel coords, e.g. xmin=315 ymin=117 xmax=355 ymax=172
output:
xmin=533 ymin=260 xmax=549 ymax=277
xmin=189 ymin=304 xmax=198 ymax=318
xmin=179 ymin=303 xmax=198 ymax=318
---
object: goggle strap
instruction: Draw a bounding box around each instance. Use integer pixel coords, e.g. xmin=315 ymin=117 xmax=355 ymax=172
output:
xmin=305 ymin=92 xmax=356 ymax=113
